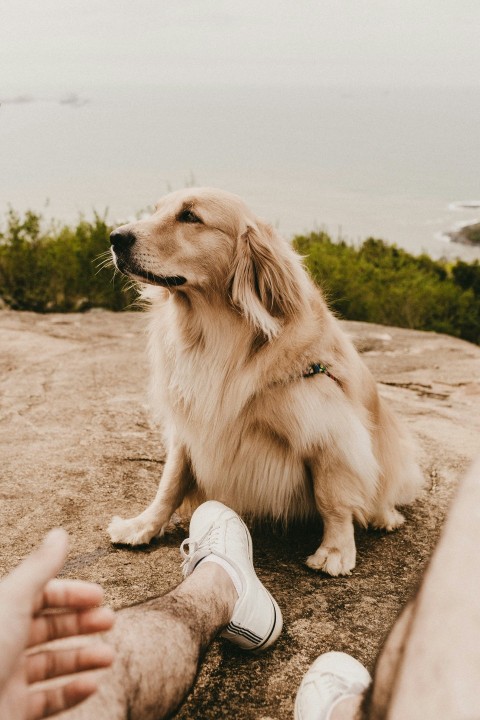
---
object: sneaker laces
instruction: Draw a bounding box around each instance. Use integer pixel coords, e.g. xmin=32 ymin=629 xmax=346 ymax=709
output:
xmin=180 ymin=524 xmax=221 ymax=577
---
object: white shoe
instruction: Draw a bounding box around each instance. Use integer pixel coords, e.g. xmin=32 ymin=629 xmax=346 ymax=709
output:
xmin=180 ymin=501 xmax=283 ymax=652
xmin=294 ymin=651 xmax=371 ymax=720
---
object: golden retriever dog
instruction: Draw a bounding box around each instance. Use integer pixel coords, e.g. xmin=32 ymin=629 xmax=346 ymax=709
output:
xmin=108 ymin=187 xmax=423 ymax=576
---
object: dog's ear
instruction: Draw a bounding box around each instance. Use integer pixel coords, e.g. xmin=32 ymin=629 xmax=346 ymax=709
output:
xmin=229 ymin=221 xmax=303 ymax=339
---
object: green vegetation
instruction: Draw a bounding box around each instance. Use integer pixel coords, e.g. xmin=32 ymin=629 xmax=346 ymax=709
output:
xmin=294 ymin=233 xmax=480 ymax=345
xmin=0 ymin=210 xmax=479 ymax=345
xmin=0 ymin=209 xmax=136 ymax=312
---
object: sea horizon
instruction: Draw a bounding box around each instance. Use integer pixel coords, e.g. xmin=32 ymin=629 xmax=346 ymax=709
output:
xmin=1 ymin=83 xmax=480 ymax=261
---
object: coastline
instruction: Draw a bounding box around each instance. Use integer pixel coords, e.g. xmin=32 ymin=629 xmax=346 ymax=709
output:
xmin=446 ymin=220 xmax=480 ymax=246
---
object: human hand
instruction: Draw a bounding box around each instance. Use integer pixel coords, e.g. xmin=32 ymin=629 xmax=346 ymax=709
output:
xmin=0 ymin=529 xmax=115 ymax=719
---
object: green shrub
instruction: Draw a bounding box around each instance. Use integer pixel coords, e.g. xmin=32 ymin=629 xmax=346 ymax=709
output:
xmin=0 ymin=209 xmax=136 ymax=311
xmin=293 ymin=232 xmax=480 ymax=345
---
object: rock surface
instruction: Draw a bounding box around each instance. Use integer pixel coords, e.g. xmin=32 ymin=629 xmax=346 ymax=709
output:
xmin=1 ymin=309 xmax=479 ymax=719
xmin=447 ymin=220 xmax=480 ymax=245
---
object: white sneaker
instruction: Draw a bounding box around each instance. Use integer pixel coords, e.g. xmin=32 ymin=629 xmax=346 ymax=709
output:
xmin=294 ymin=652 xmax=371 ymax=720
xmin=180 ymin=500 xmax=283 ymax=652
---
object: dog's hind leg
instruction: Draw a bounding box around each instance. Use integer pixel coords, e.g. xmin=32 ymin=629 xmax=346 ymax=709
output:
xmin=369 ymin=507 xmax=406 ymax=532
xmin=108 ymin=441 xmax=193 ymax=546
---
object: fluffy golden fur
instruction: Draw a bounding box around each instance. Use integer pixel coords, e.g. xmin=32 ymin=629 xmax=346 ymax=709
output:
xmin=108 ymin=187 xmax=423 ymax=575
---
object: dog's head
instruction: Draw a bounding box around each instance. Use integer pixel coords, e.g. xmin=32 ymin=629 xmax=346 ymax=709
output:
xmin=111 ymin=187 xmax=305 ymax=338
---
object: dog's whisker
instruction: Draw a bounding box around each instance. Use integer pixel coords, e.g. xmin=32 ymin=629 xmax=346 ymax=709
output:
xmin=94 ymin=251 xmax=113 ymax=264
xmin=95 ymin=260 xmax=114 ymax=275
xmin=94 ymin=250 xmax=112 ymax=263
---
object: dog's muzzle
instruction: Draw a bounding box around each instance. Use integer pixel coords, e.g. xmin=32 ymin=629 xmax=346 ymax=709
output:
xmin=110 ymin=230 xmax=187 ymax=288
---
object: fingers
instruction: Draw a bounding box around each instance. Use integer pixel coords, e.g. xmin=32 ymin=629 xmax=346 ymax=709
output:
xmin=1 ymin=529 xmax=69 ymax=608
xmin=26 ymin=642 xmax=114 ymax=684
xmin=27 ymin=673 xmax=101 ymax=720
xmin=40 ymin=579 xmax=105 ymax=612
xmin=29 ymin=607 xmax=116 ymax=647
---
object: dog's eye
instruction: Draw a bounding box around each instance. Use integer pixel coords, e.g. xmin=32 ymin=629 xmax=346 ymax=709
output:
xmin=178 ymin=209 xmax=203 ymax=224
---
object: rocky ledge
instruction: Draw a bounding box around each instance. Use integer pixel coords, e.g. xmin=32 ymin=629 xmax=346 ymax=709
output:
xmin=1 ymin=310 xmax=479 ymax=719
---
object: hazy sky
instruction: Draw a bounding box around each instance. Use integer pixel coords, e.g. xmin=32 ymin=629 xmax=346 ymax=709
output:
xmin=2 ymin=0 xmax=479 ymax=91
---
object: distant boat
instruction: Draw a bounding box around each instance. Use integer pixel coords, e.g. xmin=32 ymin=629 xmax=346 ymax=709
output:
xmin=457 ymin=202 xmax=480 ymax=209
xmin=449 ymin=200 xmax=480 ymax=210
xmin=0 ymin=94 xmax=35 ymax=105
xmin=59 ymin=93 xmax=89 ymax=108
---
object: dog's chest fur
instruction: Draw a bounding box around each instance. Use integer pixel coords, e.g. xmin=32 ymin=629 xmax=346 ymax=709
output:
xmin=149 ymin=307 xmax=314 ymax=521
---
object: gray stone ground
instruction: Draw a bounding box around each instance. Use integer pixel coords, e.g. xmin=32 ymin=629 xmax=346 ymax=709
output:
xmin=1 ymin=309 xmax=479 ymax=719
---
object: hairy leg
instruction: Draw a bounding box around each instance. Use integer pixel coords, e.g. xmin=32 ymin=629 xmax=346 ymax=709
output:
xmin=59 ymin=563 xmax=237 ymax=720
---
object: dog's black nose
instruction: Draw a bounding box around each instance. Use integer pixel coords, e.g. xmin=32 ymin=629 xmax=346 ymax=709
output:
xmin=110 ymin=230 xmax=136 ymax=253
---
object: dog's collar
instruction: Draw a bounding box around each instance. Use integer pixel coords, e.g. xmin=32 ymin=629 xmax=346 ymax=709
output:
xmin=303 ymin=362 xmax=341 ymax=387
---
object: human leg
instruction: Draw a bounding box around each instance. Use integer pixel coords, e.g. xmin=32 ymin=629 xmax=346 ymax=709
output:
xmin=60 ymin=562 xmax=236 ymax=720
xmin=61 ymin=501 xmax=282 ymax=719
xmin=296 ymin=456 xmax=480 ymax=720
xmin=378 ymin=455 xmax=480 ymax=719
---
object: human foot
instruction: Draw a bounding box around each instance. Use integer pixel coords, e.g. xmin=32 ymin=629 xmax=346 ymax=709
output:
xmin=294 ymin=651 xmax=371 ymax=720
xmin=180 ymin=501 xmax=283 ymax=652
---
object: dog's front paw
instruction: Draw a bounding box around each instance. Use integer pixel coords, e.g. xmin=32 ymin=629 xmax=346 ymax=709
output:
xmin=108 ymin=514 xmax=162 ymax=546
xmin=305 ymin=544 xmax=356 ymax=577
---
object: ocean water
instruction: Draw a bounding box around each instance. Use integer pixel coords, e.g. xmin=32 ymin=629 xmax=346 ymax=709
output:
xmin=1 ymin=84 xmax=479 ymax=260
